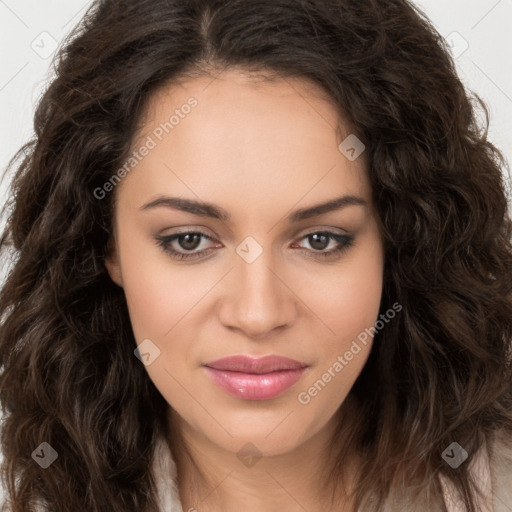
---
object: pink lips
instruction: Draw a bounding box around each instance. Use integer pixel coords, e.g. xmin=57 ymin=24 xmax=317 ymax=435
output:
xmin=203 ymin=355 xmax=308 ymax=400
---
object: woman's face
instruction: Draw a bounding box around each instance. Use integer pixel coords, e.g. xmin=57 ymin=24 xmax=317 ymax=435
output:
xmin=105 ymin=69 xmax=384 ymax=457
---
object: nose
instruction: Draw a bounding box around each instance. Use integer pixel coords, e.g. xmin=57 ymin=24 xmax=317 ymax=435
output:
xmin=218 ymin=251 xmax=297 ymax=339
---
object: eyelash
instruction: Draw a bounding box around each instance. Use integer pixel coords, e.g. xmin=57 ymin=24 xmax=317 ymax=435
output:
xmin=154 ymin=230 xmax=355 ymax=261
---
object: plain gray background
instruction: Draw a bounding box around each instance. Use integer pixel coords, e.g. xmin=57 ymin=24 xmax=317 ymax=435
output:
xmin=0 ymin=0 xmax=511 ymax=486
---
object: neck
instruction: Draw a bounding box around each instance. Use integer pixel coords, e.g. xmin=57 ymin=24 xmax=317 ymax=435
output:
xmin=167 ymin=402 xmax=361 ymax=512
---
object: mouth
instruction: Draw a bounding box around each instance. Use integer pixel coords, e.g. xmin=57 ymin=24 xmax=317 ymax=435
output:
xmin=203 ymin=355 xmax=309 ymax=401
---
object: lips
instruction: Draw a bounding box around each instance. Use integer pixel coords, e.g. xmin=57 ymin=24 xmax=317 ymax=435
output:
xmin=203 ymin=355 xmax=308 ymax=400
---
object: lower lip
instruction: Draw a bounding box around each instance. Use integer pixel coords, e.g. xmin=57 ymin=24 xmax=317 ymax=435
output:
xmin=204 ymin=366 xmax=307 ymax=400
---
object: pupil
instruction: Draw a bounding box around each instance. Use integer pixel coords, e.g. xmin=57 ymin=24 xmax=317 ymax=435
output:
xmin=180 ymin=234 xmax=201 ymax=251
xmin=310 ymin=233 xmax=328 ymax=250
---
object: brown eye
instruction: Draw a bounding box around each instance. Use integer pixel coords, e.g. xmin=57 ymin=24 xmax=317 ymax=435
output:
xmin=292 ymin=231 xmax=355 ymax=260
xmin=307 ymin=233 xmax=330 ymax=251
xmin=154 ymin=231 xmax=218 ymax=260
xmin=176 ymin=233 xmax=203 ymax=251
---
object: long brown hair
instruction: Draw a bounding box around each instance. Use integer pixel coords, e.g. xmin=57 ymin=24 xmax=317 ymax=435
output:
xmin=1 ymin=0 xmax=512 ymax=510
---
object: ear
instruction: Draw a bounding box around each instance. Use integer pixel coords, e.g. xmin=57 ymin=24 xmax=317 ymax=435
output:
xmin=104 ymin=235 xmax=123 ymax=287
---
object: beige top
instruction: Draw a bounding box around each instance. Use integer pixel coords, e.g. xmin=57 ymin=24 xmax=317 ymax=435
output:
xmin=2 ymin=431 xmax=509 ymax=510
xmin=151 ymin=432 xmax=512 ymax=512
xmin=439 ymin=441 xmax=494 ymax=512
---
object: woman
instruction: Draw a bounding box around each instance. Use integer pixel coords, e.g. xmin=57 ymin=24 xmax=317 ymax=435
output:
xmin=1 ymin=0 xmax=511 ymax=511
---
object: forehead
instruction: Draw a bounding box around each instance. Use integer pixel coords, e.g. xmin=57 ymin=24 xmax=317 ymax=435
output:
xmin=134 ymin=67 xmax=359 ymax=159
xmin=119 ymin=68 xmax=371 ymax=215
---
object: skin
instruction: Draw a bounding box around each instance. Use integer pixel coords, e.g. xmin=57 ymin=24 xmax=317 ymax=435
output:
xmin=105 ymin=68 xmax=385 ymax=512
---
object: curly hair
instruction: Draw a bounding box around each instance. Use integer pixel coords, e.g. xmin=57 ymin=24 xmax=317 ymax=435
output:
xmin=1 ymin=0 xmax=512 ymax=511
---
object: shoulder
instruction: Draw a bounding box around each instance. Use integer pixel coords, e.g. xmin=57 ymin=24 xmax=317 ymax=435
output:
xmin=1 ymin=437 xmax=183 ymax=512
xmin=439 ymin=430 xmax=512 ymax=512
xmin=151 ymin=435 xmax=184 ymax=512
xmin=489 ymin=429 xmax=512 ymax=512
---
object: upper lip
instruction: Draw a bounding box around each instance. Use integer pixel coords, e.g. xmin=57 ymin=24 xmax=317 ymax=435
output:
xmin=203 ymin=355 xmax=308 ymax=374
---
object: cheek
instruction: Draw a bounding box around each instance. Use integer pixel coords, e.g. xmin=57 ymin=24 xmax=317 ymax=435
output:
xmin=332 ymin=263 xmax=383 ymax=338
xmin=303 ymin=242 xmax=384 ymax=345
xmin=117 ymin=231 xmax=211 ymax=342
xmin=296 ymin=238 xmax=383 ymax=406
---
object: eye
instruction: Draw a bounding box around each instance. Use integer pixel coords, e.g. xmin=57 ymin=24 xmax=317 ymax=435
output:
xmin=154 ymin=230 xmax=354 ymax=261
xmin=154 ymin=230 xmax=219 ymax=261
xmin=291 ymin=231 xmax=355 ymax=260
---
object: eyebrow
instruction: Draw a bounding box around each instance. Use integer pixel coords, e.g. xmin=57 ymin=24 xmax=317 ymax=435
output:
xmin=139 ymin=194 xmax=366 ymax=223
